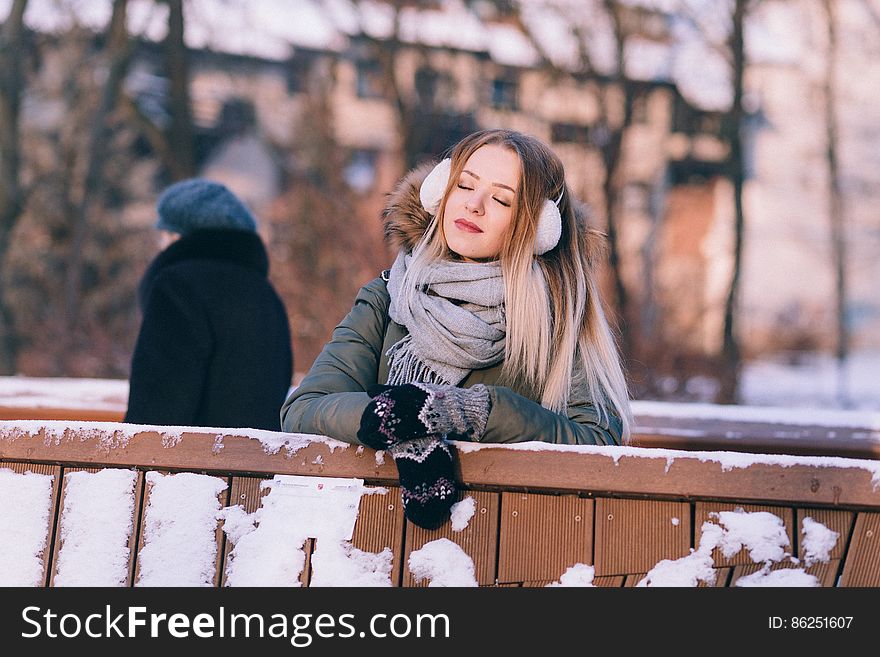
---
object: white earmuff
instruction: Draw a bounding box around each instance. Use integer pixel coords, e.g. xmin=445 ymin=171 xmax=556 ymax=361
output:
xmin=419 ymin=158 xmax=452 ymax=215
xmin=535 ymin=191 xmax=563 ymax=255
xmin=419 ymin=157 xmax=563 ymax=255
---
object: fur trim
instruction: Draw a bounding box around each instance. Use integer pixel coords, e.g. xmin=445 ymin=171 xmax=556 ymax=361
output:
xmin=382 ymin=161 xmax=437 ymax=253
xmin=381 ymin=161 xmax=606 ymax=265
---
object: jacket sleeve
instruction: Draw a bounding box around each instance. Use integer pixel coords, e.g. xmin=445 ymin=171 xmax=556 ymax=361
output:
xmin=124 ymin=273 xmax=212 ymax=426
xmin=280 ymin=277 xmax=388 ymax=444
xmin=478 ymin=383 xmax=623 ymax=446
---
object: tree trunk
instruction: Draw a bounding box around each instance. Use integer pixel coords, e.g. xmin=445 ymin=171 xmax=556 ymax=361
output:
xmin=0 ymin=0 xmax=29 ymax=374
xmin=719 ymin=0 xmax=748 ymax=403
xmin=601 ymin=1 xmax=636 ymax=360
xmin=822 ymin=0 xmax=849 ymax=406
xmin=164 ymin=0 xmax=195 ymax=179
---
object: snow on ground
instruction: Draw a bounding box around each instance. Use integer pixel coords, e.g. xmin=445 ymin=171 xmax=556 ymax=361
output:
xmin=0 ymin=469 xmax=53 ymax=586
xmin=53 ymin=468 xmax=137 ymax=586
xmin=740 ymin=351 xmax=880 ymax=411
xmin=0 ymin=376 xmax=128 ymax=410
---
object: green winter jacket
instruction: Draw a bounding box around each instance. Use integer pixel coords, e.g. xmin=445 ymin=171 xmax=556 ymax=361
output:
xmin=280 ymin=274 xmax=622 ymax=446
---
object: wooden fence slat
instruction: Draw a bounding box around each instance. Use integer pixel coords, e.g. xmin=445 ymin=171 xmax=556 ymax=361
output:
xmin=594 ymin=498 xmax=691 ymax=576
xmin=794 ymin=508 xmax=853 ymax=561
xmin=593 ymin=575 xmax=625 ymax=587
xmin=695 ymin=502 xmax=794 ymax=567
xmin=403 ymin=490 xmax=499 ymax=587
xmin=839 ymin=512 xmax=880 ymax=586
xmin=0 ymin=462 xmax=60 ymax=587
xmin=497 ymin=492 xmax=593 ymax=584
xmin=49 ymin=467 xmax=141 ymax=587
xmin=350 ymin=486 xmax=405 ymax=587
xmin=134 ymin=471 xmax=229 ymax=587
xmin=221 ymin=475 xmax=271 ymax=587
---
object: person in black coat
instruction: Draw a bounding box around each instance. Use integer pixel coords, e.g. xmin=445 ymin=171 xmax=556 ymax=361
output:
xmin=125 ymin=178 xmax=293 ymax=430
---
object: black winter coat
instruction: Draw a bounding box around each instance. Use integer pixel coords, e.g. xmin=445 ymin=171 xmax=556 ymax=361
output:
xmin=125 ymin=229 xmax=292 ymax=430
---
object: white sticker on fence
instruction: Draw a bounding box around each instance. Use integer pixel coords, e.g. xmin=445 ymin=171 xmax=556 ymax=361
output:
xmin=221 ymin=475 xmax=393 ymax=587
xmin=136 ymin=471 xmax=227 ymax=587
xmin=54 ymin=469 xmax=138 ymax=586
xmin=0 ymin=468 xmax=54 ymax=586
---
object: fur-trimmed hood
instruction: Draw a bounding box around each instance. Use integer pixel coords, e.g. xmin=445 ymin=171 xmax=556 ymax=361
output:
xmin=380 ymin=161 xmax=605 ymax=263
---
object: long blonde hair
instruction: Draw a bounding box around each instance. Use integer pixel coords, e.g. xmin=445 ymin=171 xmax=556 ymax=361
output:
xmin=402 ymin=129 xmax=632 ymax=443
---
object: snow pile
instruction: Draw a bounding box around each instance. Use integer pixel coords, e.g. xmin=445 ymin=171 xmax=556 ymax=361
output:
xmin=409 ymin=538 xmax=478 ymax=587
xmin=709 ymin=510 xmax=790 ymax=563
xmin=547 ymin=563 xmax=595 ymax=587
xmin=639 ymin=509 xmax=827 ymax=587
xmin=801 ymin=517 xmax=840 ymax=567
xmin=450 ymin=496 xmax=476 ymax=532
xmin=310 ymin=542 xmax=393 ymax=587
xmin=136 ymin=472 xmax=227 ymax=587
xmin=0 ymin=469 xmax=53 ymax=586
xmin=222 ymin=476 xmax=392 ymax=587
xmin=54 ymin=469 xmax=137 ymax=586
xmin=736 ymin=566 xmax=819 ymax=587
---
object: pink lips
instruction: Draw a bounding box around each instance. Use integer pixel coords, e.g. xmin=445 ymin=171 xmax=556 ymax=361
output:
xmin=454 ymin=218 xmax=483 ymax=233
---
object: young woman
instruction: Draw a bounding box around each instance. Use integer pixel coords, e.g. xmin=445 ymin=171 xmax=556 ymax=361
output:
xmin=281 ymin=129 xmax=631 ymax=529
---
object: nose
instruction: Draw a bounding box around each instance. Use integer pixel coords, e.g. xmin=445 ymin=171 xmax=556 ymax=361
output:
xmin=464 ymin=190 xmax=485 ymax=214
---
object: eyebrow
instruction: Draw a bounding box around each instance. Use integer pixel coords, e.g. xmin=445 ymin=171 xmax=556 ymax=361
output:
xmin=462 ymin=169 xmax=516 ymax=194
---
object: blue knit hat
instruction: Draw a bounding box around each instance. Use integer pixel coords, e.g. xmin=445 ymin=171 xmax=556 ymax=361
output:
xmin=155 ymin=178 xmax=257 ymax=235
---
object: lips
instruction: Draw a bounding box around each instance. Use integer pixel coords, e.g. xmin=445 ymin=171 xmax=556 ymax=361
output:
xmin=454 ymin=218 xmax=483 ymax=233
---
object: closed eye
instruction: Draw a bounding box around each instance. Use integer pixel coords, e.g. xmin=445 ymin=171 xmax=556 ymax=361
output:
xmin=457 ymin=184 xmax=473 ymax=191
xmin=494 ymin=197 xmax=511 ymax=207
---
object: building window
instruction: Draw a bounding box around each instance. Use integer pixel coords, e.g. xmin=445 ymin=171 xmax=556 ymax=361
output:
xmin=344 ymin=149 xmax=379 ymax=193
xmin=551 ymin=122 xmax=591 ymax=144
xmin=286 ymin=57 xmax=309 ymax=94
xmin=415 ymin=67 xmax=455 ymax=109
xmin=632 ymin=94 xmax=649 ymax=125
xmin=491 ymin=77 xmax=518 ymax=110
xmin=415 ymin=67 xmax=438 ymax=106
xmin=356 ymin=60 xmax=384 ymax=99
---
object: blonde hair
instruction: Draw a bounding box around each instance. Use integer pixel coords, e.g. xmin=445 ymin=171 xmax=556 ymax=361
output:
xmin=402 ymin=129 xmax=632 ymax=443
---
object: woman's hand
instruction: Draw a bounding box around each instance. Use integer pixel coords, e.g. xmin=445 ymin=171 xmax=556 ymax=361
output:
xmin=357 ymin=382 xmax=491 ymax=449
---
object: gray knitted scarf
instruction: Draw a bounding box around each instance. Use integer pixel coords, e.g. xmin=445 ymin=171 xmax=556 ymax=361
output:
xmin=386 ymin=251 xmax=506 ymax=386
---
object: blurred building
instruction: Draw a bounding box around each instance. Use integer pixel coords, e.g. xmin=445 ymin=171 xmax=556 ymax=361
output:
xmin=13 ymin=0 xmax=880 ymax=373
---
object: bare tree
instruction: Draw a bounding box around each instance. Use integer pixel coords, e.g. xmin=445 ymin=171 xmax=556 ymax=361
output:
xmin=0 ymin=0 xmax=29 ymax=374
xmin=512 ymin=0 xmax=642 ymax=355
xmin=677 ymin=0 xmax=755 ymax=402
xmin=718 ymin=0 xmax=750 ymax=403
xmin=65 ymin=0 xmax=133 ymax=332
xmin=821 ymin=0 xmax=849 ymax=406
xmin=122 ymin=0 xmax=195 ymax=180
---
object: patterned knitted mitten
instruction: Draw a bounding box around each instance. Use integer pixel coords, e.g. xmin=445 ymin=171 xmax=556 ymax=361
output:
xmin=388 ymin=436 xmax=458 ymax=530
xmin=357 ymin=382 xmax=491 ymax=450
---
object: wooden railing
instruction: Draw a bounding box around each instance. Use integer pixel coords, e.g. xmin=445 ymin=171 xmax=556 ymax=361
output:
xmin=1 ymin=418 xmax=878 ymax=587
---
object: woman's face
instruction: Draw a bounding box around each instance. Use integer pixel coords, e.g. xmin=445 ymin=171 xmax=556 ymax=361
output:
xmin=441 ymin=144 xmax=520 ymax=262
